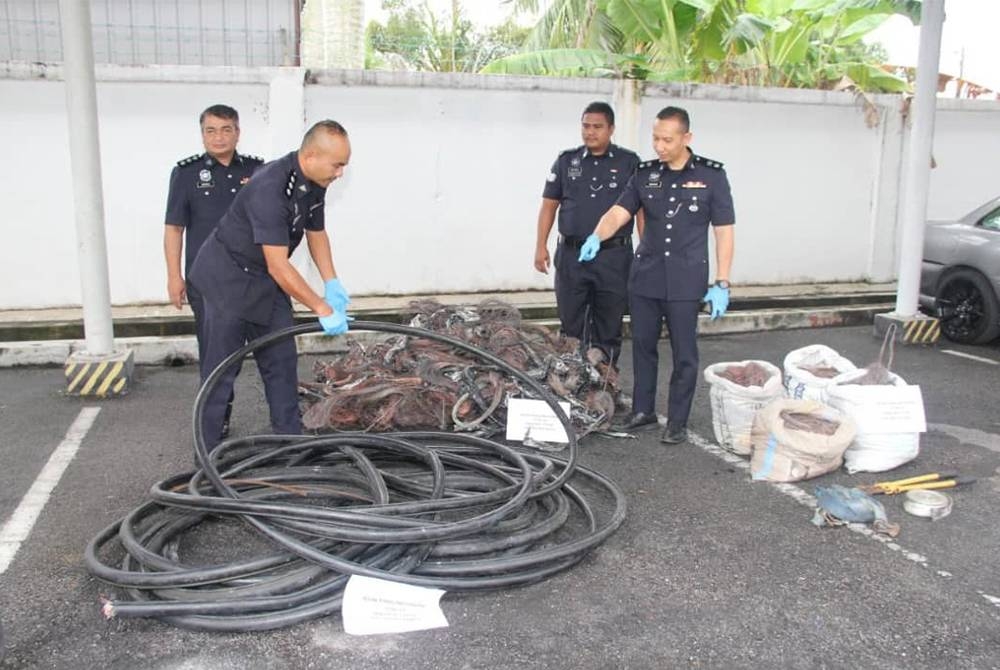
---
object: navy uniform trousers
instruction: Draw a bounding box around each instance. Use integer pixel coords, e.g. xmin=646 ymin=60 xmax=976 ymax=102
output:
xmin=185 ymin=280 xmax=207 ymax=376
xmin=629 ymin=294 xmax=701 ymax=425
xmin=199 ymin=292 xmax=300 ymax=447
xmin=554 ymin=241 xmax=631 ymax=363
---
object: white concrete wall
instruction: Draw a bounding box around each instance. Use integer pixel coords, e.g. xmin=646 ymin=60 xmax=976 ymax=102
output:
xmin=927 ymin=99 xmax=1000 ymax=221
xmin=641 ymin=85 xmax=890 ymax=285
xmin=306 ymin=71 xmax=614 ymax=296
xmin=2 ymin=64 xmax=999 ymax=310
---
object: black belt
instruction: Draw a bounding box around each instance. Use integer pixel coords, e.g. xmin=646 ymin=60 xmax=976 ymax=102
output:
xmin=560 ymin=235 xmax=631 ymax=250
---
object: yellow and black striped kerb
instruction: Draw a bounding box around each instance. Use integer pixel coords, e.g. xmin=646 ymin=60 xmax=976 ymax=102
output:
xmin=902 ymin=317 xmax=941 ymax=344
xmin=64 ymin=355 xmax=133 ymax=397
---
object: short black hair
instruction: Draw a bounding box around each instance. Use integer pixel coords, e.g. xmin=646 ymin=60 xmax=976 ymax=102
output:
xmin=582 ymin=101 xmax=615 ymax=126
xmin=301 ymin=120 xmax=349 ymax=149
xmin=199 ymin=104 xmax=239 ymax=126
xmin=656 ymin=106 xmax=690 ymax=132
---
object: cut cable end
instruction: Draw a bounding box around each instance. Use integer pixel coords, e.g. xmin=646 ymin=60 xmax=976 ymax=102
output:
xmin=100 ymin=597 xmax=116 ymax=619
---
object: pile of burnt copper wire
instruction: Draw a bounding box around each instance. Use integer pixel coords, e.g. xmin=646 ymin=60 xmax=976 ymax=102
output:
xmin=85 ymin=322 xmax=627 ymax=632
xmin=299 ymin=300 xmax=628 ymax=439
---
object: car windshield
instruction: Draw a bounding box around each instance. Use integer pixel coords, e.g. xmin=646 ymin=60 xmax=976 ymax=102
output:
xmin=980 ymin=207 xmax=1000 ymax=231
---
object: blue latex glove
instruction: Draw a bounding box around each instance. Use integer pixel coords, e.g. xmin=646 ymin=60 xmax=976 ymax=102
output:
xmin=324 ymin=278 xmax=350 ymax=313
xmin=318 ymin=309 xmax=352 ymax=336
xmin=577 ymin=234 xmax=602 ymax=262
xmin=703 ymin=284 xmax=730 ymax=320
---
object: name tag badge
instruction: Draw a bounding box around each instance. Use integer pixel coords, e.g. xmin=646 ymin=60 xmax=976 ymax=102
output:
xmin=197 ymin=169 xmax=214 ymax=188
xmin=568 ymin=168 xmax=583 ymax=179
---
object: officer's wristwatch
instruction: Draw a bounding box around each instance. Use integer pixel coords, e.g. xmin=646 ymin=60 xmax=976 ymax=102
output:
xmin=714 ymin=279 xmax=731 ymax=290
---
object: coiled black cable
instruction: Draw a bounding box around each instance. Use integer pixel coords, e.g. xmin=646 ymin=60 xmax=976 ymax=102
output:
xmin=85 ymin=321 xmax=627 ymax=632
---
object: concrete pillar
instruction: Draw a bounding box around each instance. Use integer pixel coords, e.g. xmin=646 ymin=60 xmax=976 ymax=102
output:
xmin=612 ymin=78 xmax=642 ymax=154
xmin=59 ymin=0 xmax=134 ymax=395
xmin=875 ymin=0 xmax=946 ymax=345
xmin=301 ymin=0 xmax=365 ymax=70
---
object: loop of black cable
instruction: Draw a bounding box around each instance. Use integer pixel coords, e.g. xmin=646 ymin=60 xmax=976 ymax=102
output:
xmin=85 ymin=321 xmax=628 ymax=632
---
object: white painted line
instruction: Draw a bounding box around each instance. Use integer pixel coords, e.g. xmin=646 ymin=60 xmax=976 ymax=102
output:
xmin=941 ymin=349 xmax=999 ymax=365
xmin=980 ymin=592 xmax=1000 ymax=609
xmin=928 ymin=423 xmax=1000 ymax=454
xmin=0 ymin=407 xmax=100 ymax=575
xmin=686 ymin=431 xmax=934 ymax=570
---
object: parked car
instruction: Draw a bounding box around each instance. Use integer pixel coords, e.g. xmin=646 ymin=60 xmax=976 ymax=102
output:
xmin=920 ymin=196 xmax=1000 ymax=344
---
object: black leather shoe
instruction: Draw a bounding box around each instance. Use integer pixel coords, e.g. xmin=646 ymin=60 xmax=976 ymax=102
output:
xmin=660 ymin=422 xmax=688 ymax=444
xmin=615 ymin=412 xmax=659 ymax=432
xmin=221 ymin=401 xmax=234 ymax=439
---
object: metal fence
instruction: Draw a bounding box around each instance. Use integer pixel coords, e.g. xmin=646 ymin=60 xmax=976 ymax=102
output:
xmin=0 ymin=0 xmax=301 ymax=66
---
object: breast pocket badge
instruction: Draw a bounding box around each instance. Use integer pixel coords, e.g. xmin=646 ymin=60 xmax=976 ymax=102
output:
xmin=197 ymin=169 xmax=214 ymax=189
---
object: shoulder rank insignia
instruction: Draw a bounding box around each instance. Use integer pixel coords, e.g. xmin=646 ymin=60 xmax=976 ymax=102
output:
xmin=638 ymin=159 xmax=659 ymax=170
xmin=558 ymin=146 xmax=583 ymax=158
xmin=285 ymin=170 xmax=297 ymax=198
xmin=694 ymin=155 xmax=725 ymax=170
xmin=176 ymin=153 xmax=204 ymax=167
xmin=244 ymin=154 xmax=264 ymax=164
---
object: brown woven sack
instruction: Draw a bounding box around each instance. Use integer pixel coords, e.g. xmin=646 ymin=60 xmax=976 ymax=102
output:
xmin=750 ymin=399 xmax=856 ymax=482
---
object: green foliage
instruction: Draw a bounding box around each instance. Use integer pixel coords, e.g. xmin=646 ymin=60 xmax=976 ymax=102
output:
xmin=491 ymin=0 xmax=914 ymax=92
xmin=367 ymin=1 xmax=530 ymax=73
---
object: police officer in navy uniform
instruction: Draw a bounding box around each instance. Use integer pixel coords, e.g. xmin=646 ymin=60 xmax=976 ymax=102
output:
xmin=579 ymin=106 xmax=735 ymax=444
xmin=165 ymin=104 xmax=262 ymax=435
xmin=535 ymin=102 xmax=640 ymax=366
xmin=189 ymin=120 xmax=353 ymax=448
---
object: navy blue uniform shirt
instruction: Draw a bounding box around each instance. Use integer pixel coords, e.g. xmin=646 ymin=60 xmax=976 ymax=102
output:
xmin=190 ymin=151 xmax=328 ymax=325
xmin=616 ymin=151 xmax=735 ymax=301
xmin=214 ymin=150 xmax=327 ymax=273
xmin=165 ymin=152 xmax=263 ymax=272
xmin=543 ymin=144 xmax=639 ymax=238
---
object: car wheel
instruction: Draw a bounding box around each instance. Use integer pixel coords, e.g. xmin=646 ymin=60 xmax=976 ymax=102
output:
xmin=937 ymin=268 xmax=1000 ymax=344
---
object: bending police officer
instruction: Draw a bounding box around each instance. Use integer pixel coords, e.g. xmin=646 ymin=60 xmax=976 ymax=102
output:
xmin=579 ymin=106 xmax=735 ymax=444
xmin=164 ymin=104 xmax=262 ymax=435
xmin=535 ymin=102 xmax=640 ymax=365
xmin=189 ymin=120 xmax=353 ymax=447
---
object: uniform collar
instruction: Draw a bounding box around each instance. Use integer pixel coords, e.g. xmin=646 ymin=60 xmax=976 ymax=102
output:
xmin=286 ymin=151 xmax=315 ymax=199
xmin=658 ymin=148 xmax=696 ymax=172
xmin=582 ymin=144 xmax=616 ymax=160
xmin=203 ymin=151 xmax=241 ymax=169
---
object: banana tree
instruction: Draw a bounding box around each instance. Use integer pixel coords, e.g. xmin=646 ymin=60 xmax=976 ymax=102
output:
xmin=486 ymin=0 xmax=917 ymax=92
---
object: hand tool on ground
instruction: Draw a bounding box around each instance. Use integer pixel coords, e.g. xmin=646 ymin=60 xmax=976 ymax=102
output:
xmin=858 ymin=472 xmax=975 ymax=495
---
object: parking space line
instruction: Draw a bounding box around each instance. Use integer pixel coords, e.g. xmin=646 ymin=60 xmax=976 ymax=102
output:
xmin=941 ymin=349 xmax=999 ymax=365
xmin=686 ymin=430 xmax=944 ymax=573
xmin=0 ymin=407 xmax=100 ymax=575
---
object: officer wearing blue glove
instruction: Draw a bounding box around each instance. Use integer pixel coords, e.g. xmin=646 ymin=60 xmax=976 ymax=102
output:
xmin=324 ymin=277 xmax=350 ymax=313
xmin=189 ymin=120 xmax=353 ymax=447
xmin=581 ymin=106 xmax=735 ymax=444
xmin=535 ymin=102 xmax=640 ymax=366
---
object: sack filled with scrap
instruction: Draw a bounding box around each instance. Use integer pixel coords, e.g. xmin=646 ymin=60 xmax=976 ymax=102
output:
xmin=704 ymin=360 xmax=783 ymax=455
xmin=783 ymin=345 xmax=857 ymax=401
xmin=823 ymin=369 xmax=921 ymax=473
xmin=749 ymin=399 xmax=856 ymax=482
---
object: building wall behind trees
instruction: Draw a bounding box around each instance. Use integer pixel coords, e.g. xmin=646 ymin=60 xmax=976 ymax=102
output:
xmin=1 ymin=65 xmax=999 ymax=310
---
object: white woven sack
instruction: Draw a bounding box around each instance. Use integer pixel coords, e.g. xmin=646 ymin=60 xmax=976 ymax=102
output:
xmin=704 ymin=360 xmax=783 ymax=455
xmin=783 ymin=345 xmax=857 ymax=401
xmin=823 ymin=369 xmax=920 ymax=473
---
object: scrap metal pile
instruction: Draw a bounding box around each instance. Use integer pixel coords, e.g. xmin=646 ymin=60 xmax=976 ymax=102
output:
xmin=300 ymin=300 xmax=628 ymax=439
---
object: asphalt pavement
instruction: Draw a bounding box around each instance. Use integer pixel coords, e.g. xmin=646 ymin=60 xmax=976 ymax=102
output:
xmin=0 ymin=325 xmax=998 ymax=669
